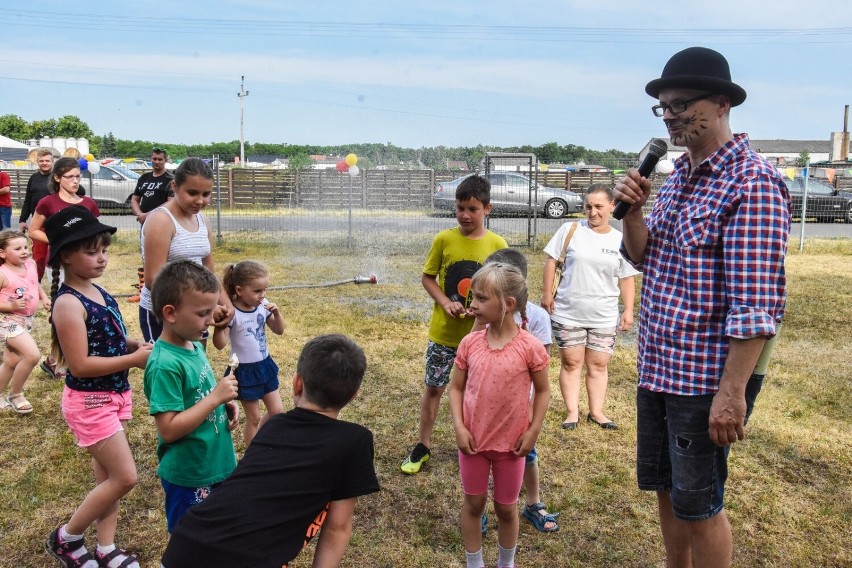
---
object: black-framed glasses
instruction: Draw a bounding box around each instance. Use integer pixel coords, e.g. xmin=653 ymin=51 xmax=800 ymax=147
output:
xmin=652 ymin=93 xmax=715 ymax=117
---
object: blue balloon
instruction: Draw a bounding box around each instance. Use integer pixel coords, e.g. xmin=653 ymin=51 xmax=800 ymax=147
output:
xmin=78 ymin=158 xmax=88 ymax=171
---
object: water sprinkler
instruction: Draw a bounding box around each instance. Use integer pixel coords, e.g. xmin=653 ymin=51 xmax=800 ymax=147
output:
xmin=353 ymin=275 xmax=377 ymax=284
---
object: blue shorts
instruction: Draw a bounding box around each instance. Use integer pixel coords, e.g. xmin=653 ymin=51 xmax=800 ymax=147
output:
xmin=424 ymin=341 xmax=457 ymax=388
xmin=235 ymin=356 xmax=280 ymax=401
xmin=161 ymin=477 xmax=221 ymax=533
xmin=636 ymin=374 xmax=764 ymax=521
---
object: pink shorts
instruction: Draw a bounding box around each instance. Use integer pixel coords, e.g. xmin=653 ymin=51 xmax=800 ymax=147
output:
xmin=61 ymin=386 xmax=133 ymax=448
xmin=458 ymin=450 xmax=525 ymax=505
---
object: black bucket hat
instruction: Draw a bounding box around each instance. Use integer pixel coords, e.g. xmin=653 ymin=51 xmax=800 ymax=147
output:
xmin=44 ymin=205 xmax=117 ymax=265
xmin=645 ymin=46 xmax=747 ymax=107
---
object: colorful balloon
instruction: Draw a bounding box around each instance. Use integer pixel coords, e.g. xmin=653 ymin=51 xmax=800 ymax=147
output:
xmin=348 ymin=165 xmax=360 ymax=177
xmin=87 ymin=162 xmax=100 ymax=175
xmin=336 ymin=161 xmax=348 ymax=173
xmin=78 ymin=158 xmax=88 ymax=171
xmin=85 ymin=153 xmax=95 ymax=162
xmin=345 ymin=153 xmax=358 ymax=167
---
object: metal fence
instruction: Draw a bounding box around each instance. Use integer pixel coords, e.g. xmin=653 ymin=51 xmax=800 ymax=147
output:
xmin=6 ymin=165 xmax=850 ymax=248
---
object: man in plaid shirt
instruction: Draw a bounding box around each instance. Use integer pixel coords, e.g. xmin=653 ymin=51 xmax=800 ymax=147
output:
xmin=615 ymin=47 xmax=790 ymax=568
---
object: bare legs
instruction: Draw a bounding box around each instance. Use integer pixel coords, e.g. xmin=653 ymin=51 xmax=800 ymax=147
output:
xmin=417 ymin=385 xmax=446 ymax=447
xmin=241 ymin=391 xmax=284 ymax=447
xmin=657 ymin=491 xmax=733 ymax=568
xmin=65 ymin=424 xmax=137 ymax=547
xmin=557 ymin=346 xmax=614 ymax=424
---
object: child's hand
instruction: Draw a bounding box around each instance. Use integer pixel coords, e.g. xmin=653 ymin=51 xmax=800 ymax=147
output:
xmin=263 ymin=301 xmax=279 ymax=314
xmin=513 ymin=429 xmax=537 ymax=457
xmin=442 ymin=300 xmax=465 ymax=318
xmin=225 ymin=401 xmax=240 ymax=431
xmin=214 ymin=372 xmax=239 ymax=404
xmin=455 ymin=427 xmax=477 ymax=455
xmin=10 ymin=297 xmax=27 ymax=311
xmin=129 ymin=341 xmax=154 ymax=369
xmin=41 ymin=296 xmax=52 ymax=311
xmin=212 ymin=303 xmax=234 ymax=328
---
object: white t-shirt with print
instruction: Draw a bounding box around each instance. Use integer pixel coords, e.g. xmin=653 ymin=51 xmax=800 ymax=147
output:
xmin=543 ymin=220 xmax=638 ymax=328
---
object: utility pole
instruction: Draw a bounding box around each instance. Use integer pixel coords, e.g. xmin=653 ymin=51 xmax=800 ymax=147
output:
xmin=238 ymin=76 xmax=250 ymax=166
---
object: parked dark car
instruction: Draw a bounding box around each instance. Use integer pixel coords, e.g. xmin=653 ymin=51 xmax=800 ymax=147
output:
xmin=434 ymin=172 xmax=582 ymax=218
xmin=784 ymin=177 xmax=852 ymax=223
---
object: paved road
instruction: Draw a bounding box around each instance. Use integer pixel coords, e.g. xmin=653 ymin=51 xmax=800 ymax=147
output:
xmin=100 ymin=212 xmax=852 ymax=239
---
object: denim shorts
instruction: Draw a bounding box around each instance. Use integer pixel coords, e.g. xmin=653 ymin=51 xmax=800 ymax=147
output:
xmin=636 ymin=374 xmax=764 ymax=521
xmin=424 ymin=341 xmax=457 ymax=388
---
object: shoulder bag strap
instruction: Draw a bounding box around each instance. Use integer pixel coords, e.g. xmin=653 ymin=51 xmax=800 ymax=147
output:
xmin=556 ymin=222 xmax=579 ymax=268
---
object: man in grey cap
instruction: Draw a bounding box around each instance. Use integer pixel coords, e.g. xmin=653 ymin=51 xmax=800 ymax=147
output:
xmin=614 ymin=47 xmax=790 ymax=567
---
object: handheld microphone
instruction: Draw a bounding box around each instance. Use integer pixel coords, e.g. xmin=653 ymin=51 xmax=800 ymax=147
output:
xmin=612 ymin=138 xmax=668 ymax=220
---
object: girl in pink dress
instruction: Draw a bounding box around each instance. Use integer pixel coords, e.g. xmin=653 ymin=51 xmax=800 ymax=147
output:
xmin=449 ymin=262 xmax=551 ymax=568
xmin=0 ymin=230 xmax=51 ymax=413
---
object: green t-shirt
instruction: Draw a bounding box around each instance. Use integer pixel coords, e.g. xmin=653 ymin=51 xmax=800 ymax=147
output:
xmin=143 ymin=340 xmax=237 ymax=487
xmin=423 ymin=227 xmax=508 ymax=347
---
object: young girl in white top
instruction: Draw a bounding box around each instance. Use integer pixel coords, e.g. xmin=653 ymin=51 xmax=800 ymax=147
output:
xmin=0 ymin=230 xmax=50 ymax=413
xmin=449 ymin=262 xmax=550 ymax=568
xmin=138 ymin=158 xmax=233 ymax=342
xmin=42 ymin=206 xmax=152 ymax=568
xmin=213 ymin=260 xmax=284 ymax=446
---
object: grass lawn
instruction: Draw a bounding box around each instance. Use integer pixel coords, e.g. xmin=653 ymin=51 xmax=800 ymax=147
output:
xmin=0 ymin=232 xmax=849 ymax=567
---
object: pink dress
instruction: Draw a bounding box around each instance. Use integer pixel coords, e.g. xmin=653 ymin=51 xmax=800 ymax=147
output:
xmin=454 ymin=328 xmax=549 ymax=452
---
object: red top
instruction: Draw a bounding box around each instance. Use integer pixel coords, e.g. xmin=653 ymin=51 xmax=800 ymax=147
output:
xmin=0 ymin=171 xmax=11 ymax=207
xmin=35 ymin=193 xmax=100 ymax=218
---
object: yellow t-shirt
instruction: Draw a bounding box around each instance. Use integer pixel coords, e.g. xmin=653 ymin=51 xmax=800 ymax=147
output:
xmin=423 ymin=227 xmax=508 ymax=347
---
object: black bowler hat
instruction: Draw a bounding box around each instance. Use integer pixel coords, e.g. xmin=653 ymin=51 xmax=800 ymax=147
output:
xmin=44 ymin=205 xmax=116 ymax=265
xmin=645 ymin=46 xmax=747 ymax=107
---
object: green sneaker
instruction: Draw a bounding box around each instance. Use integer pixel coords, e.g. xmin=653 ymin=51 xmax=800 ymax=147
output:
xmin=400 ymin=443 xmax=431 ymax=474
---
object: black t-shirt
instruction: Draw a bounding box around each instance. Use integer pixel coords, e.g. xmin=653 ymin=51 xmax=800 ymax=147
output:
xmin=20 ymin=171 xmax=51 ymax=222
xmin=162 ymin=407 xmax=380 ymax=568
xmin=133 ymin=171 xmax=174 ymax=213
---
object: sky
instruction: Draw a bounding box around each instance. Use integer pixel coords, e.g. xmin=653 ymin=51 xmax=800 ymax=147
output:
xmin=2 ymin=1 xmax=850 ymax=154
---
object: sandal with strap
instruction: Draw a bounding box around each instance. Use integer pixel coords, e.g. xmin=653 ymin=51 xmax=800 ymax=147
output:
xmin=522 ymin=502 xmax=560 ymax=533
xmin=95 ymin=547 xmax=140 ymax=568
xmin=7 ymin=393 xmax=33 ymax=414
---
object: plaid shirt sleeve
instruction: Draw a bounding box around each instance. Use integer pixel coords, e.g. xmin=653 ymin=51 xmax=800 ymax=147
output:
xmin=722 ymin=171 xmax=790 ymax=339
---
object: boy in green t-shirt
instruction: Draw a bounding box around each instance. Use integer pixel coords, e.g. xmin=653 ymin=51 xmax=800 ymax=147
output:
xmin=142 ymin=260 xmax=240 ymax=532
xmin=401 ymin=175 xmax=507 ymax=474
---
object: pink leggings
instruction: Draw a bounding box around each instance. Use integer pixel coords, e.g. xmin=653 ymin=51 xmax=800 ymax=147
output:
xmin=458 ymin=450 xmax=525 ymax=505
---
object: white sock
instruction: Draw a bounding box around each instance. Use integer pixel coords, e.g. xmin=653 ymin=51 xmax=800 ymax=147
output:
xmin=58 ymin=525 xmax=89 ymax=561
xmin=465 ymin=547 xmax=484 ymax=568
xmin=59 ymin=525 xmax=83 ymax=542
xmin=97 ymin=543 xmax=116 ymax=555
xmin=497 ymin=544 xmax=517 ymax=567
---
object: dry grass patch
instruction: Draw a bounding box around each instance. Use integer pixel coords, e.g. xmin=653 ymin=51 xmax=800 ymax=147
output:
xmin=0 ymin=232 xmax=849 ymax=567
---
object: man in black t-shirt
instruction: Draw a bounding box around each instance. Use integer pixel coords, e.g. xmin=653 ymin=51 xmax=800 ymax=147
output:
xmin=162 ymin=335 xmax=380 ymax=568
xmin=130 ymin=147 xmax=173 ymax=225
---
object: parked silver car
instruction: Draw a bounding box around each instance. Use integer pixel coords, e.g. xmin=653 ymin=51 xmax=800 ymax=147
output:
xmin=81 ymin=163 xmax=140 ymax=209
xmin=434 ymin=173 xmax=582 ymax=218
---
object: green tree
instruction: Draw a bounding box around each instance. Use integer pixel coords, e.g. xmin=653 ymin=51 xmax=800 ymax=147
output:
xmin=796 ymin=151 xmax=810 ymax=167
xmin=101 ymin=132 xmax=117 ymax=157
xmin=30 ymin=119 xmax=58 ymax=139
xmin=0 ymin=114 xmax=31 ymax=141
xmin=287 ymin=153 xmax=313 ymax=171
xmin=55 ymin=115 xmax=94 ymax=138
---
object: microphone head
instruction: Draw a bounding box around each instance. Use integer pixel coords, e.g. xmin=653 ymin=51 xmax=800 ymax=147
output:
xmin=647 ymin=138 xmax=668 ymax=160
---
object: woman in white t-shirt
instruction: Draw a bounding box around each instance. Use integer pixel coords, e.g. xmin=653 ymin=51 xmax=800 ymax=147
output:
xmin=541 ymin=184 xmax=638 ymax=431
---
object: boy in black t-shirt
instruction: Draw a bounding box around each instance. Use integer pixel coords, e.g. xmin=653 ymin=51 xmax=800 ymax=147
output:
xmin=161 ymin=334 xmax=380 ymax=568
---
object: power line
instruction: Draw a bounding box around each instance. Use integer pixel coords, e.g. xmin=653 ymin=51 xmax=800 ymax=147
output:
xmin=4 ymin=9 xmax=851 ymax=43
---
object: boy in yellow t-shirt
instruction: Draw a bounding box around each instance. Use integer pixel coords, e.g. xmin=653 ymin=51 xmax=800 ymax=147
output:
xmin=401 ymin=176 xmax=507 ymax=474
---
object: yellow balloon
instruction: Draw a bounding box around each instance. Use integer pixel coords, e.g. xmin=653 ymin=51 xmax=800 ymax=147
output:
xmin=345 ymin=153 xmax=358 ymax=167
xmin=85 ymin=153 xmax=95 ymax=162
